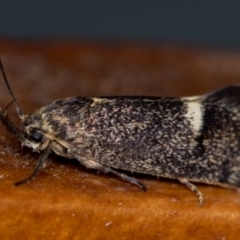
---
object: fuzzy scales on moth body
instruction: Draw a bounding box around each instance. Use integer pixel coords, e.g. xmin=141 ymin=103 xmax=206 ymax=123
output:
xmin=26 ymin=93 xmax=240 ymax=185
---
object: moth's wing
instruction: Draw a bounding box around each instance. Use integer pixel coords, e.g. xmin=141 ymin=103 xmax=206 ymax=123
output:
xmin=203 ymin=85 xmax=240 ymax=107
xmin=181 ymin=85 xmax=240 ymax=119
xmin=68 ymin=96 xmax=202 ymax=175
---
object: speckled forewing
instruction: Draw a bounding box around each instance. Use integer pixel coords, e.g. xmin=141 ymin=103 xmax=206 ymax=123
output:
xmin=80 ymin=97 xmax=199 ymax=177
xmin=38 ymin=97 xmax=198 ymax=176
xmin=37 ymin=86 xmax=240 ymax=188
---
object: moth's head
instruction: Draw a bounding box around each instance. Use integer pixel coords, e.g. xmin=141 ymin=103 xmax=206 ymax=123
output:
xmin=21 ymin=113 xmax=47 ymax=151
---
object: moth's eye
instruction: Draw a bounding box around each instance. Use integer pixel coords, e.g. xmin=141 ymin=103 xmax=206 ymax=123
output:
xmin=30 ymin=130 xmax=43 ymax=142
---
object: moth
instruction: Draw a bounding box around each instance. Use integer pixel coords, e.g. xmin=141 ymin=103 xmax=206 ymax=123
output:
xmin=0 ymin=59 xmax=240 ymax=206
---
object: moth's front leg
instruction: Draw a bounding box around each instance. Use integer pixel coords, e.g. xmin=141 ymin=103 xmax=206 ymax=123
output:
xmin=15 ymin=145 xmax=52 ymax=186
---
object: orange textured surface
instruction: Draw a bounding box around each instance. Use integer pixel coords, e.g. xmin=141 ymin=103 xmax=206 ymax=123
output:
xmin=0 ymin=40 xmax=240 ymax=239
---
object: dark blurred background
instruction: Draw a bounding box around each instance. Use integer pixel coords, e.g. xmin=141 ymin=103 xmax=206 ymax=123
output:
xmin=0 ymin=0 xmax=240 ymax=46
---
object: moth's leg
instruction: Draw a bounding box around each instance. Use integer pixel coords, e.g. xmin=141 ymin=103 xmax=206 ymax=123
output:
xmin=100 ymin=166 xmax=147 ymax=191
xmin=75 ymin=156 xmax=147 ymax=191
xmin=178 ymin=178 xmax=204 ymax=206
xmin=15 ymin=145 xmax=51 ymax=186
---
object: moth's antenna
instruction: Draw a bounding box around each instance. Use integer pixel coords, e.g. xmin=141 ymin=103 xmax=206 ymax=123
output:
xmin=0 ymin=58 xmax=24 ymax=119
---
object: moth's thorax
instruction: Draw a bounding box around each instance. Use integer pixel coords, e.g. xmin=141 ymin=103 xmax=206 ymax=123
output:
xmin=35 ymin=98 xmax=90 ymax=139
xmin=22 ymin=113 xmax=42 ymax=132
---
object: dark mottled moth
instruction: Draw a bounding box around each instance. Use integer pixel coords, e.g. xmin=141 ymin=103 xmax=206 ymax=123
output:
xmin=0 ymin=59 xmax=240 ymax=206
